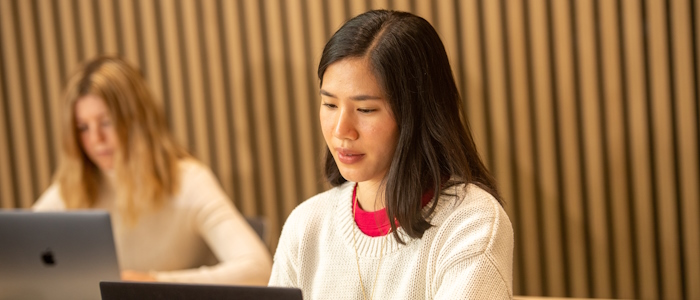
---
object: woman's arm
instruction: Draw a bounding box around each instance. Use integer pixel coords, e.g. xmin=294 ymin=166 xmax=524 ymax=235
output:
xmin=431 ymin=192 xmax=514 ymax=299
xmin=153 ymin=164 xmax=272 ymax=285
xmin=268 ymin=208 xmax=302 ymax=287
xmin=433 ymin=253 xmax=512 ymax=299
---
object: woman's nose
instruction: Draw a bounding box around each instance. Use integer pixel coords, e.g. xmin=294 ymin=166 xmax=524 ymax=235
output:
xmin=333 ymin=109 xmax=358 ymax=140
xmin=88 ymin=126 xmax=105 ymax=143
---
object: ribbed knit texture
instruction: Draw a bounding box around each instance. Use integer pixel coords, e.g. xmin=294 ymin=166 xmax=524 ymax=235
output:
xmin=269 ymin=181 xmax=513 ymax=299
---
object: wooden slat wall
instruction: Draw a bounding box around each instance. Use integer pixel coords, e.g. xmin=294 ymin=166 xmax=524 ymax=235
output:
xmin=0 ymin=1 xmax=697 ymax=299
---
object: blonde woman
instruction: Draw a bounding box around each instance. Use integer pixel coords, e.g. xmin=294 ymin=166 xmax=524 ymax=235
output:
xmin=34 ymin=56 xmax=272 ymax=285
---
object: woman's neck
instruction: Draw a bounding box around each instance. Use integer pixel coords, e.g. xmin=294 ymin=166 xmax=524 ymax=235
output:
xmin=100 ymin=168 xmax=117 ymax=191
xmin=356 ymin=181 xmax=385 ymax=212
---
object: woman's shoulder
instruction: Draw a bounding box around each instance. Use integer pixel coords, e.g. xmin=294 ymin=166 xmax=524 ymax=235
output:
xmin=175 ymin=159 xmax=222 ymax=189
xmin=290 ymin=182 xmax=351 ymax=216
xmin=178 ymin=158 xmax=210 ymax=178
xmin=431 ymin=183 xmax=513 ymax=256
xmin=455 ymin=183 xmax=504 ymax=213
xmin=282 ymin=182 xmax=354 ymax=231
xmin=33 ymin=183 xmax=66 ymax=211
xmin=169 ymin=158 xmax=227 ymax=205
xmin=436 ymin=183 xmax=505 ymax=217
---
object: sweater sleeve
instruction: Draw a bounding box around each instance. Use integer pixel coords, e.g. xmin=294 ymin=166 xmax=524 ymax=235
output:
xmin=153 ymin=164 xmax=272 ymax=285
xmin=431 ymin=194 xmax=514 ymax=300
xmin=32 ymin=183 xmax=66 ymax=211
xmin=268 ymin=202 xmax=302 ymax=288
xmin=433 ymin=254 xmax=511 ymax=299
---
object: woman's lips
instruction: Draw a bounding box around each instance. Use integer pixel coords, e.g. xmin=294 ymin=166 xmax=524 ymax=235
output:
xmin=95 ymin=150 xmax=114 ymax=157
xmin=336 ymin=148 xmax=364 ymax=164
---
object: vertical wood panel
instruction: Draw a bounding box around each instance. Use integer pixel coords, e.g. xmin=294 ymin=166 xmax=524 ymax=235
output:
xmin=0 ymin=37 xmax=14 ymax=208
xmin=370 ymin=0 xmax=389 ymax=10
xmin=241 ymin=0 xmax=281 ymax=249
xmin=117 ymin=0 xmax=140 ymax=66
xmin=220 ymin=0 xmax=257 ymax=217
xmin=645 ymin=0 xmax=683 ymax=299
xmin=180 ymin=0 xmax=211 ymax=165
xmin=505 ymin=0 xmax=542 ymax=296
xmin=261 ymin=0 xmax=300 ymax=226
xmin=574 ymin=0 xmax=612 ymax=297
xmin=696 ymin=0 xmax=700 ymax=190
xmin=36 ymin=0 xmax=63 ymax=177
xmin=97 ymin=0 xmax=119 ymax=55
xmin=670 ymin=1 xmax=700 ymax=299
xmin=158 ymin=0 xmax=189 ymax=149
xmin=414 ymin=0 xmax=433 ymax=25
xmin=327 ymin=0 xmax=347 ymax=36
xmin=460 ymin=0 xmax=490 ymax=173
xmin=201 ymin=0 xmax=233 ymax=197
xmin=29 ymin=0 xmax=58 ymax=177
xmin=17 ymin=0 xmax=50 ymax=202
xmin=305 ymin=0 xmax=329 ymax=193
xmin=137 ymin=0 xmax=165 ymax=119
xmin=77 ymin=0 xmax=98 ymax=60
xmin=284 ymin=0 xmax=319 ymax=201
xmin=598 ymin=0 xmax=636 ymax=297
xmin=348 ymin=0 xmax=367 ymax=18
xmin=621 ymin=0 xmax=659 ymax=298
xmin=392 ymin=0 xmax=411 ymax=12
xmin=550 ymin=0 xmax=589 ymax=296
xmin=528 ymin=0 xmax=566 ymax=296
xmin=56 ymin=0 xmax=79 ymax=78
xmin=481 ymin=0 xmax=521 ymax=293
xmin=0 ymin=0 xmax=34 ymax=209
xmin=435 ymin=2 xmax=460 ymax=87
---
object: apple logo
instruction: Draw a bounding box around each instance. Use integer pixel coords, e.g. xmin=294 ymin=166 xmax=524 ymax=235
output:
xmin=41 ymin=248 xmax=56 ymax=266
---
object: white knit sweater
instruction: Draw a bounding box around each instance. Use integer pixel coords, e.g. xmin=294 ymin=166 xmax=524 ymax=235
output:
xmin=33 ymin=159 xmax=272 ymax=285
xmin=269 ymin=181 xmax=513 ymax=299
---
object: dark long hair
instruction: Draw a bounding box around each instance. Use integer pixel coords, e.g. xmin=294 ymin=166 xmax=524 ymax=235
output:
xmin=319 ymin=10 xmax=502 ymax=243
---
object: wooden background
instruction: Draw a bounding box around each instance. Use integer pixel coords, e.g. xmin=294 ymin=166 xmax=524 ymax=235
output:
xmin=0 ymin=0 xmax=698 ymax=299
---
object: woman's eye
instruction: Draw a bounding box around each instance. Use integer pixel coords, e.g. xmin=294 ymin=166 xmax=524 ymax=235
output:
xmin=322 ymin=103 xmax=337 ymax=109
xmin=358 ymin=108 xmax=376 ymax=113
xmin=77 ymin=125 xmax=88 ymax=132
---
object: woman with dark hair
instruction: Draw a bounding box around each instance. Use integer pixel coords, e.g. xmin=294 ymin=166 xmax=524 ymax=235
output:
xmin=269 ymin=10 xmax=513 ymax=299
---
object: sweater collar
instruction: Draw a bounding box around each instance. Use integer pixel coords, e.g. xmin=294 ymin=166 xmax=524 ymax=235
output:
xmin=336 ymin=181 xmax=453 ymax=257
xmin=352 ymin=183 xmax=435 ymax=237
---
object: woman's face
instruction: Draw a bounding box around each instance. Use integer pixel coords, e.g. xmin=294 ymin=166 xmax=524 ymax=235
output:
xmin=74 ymin=94 xmax=119 ymax=171
xmin=320 ymin=57 xmax=399 ymax=186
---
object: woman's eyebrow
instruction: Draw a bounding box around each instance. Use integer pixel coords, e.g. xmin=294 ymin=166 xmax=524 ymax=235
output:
xmin=320 ymin=89 xmax=382 ymax=101
xmin=320 ymin=89 xmax=335 ymax=98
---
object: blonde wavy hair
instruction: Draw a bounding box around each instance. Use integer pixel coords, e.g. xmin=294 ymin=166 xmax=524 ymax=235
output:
xmin=55 ymin=56 xmax=189 ymax=221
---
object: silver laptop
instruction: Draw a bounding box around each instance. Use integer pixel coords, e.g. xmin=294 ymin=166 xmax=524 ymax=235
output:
xmin=100 ymin=281 xmax=304 ymax=300
xmin=0 ymin=211 xmax=120 ymax=300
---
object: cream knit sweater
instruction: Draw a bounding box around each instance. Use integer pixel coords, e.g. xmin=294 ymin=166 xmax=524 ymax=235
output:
xmin=33 ymin=159 xmax=272 ymax=285
xmin=269 ymin=181 xmax=513 ymax=299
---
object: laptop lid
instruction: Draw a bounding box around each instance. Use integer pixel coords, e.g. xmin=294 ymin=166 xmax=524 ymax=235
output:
xmin=100 ymin=281 xmax=304 ymax=300
xmin=0 ymin=211 xmax=120 ymax=300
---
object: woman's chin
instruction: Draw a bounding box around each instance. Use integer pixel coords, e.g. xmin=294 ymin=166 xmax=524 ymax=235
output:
xmin=94 ymin=160 xmax=114 ymax=172
xmin=338 ymin=170 xmax=361 ymax=183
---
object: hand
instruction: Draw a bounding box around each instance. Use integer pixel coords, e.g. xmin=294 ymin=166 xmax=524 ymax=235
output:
xmin=121 ymin=270 xmax=157 ymax=282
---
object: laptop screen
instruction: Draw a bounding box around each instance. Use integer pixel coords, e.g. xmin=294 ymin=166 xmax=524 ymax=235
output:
xmin=0 ymin=211 xmax=120 ymax=300
xmin=100 ymin=281 xmax=304 ymax=300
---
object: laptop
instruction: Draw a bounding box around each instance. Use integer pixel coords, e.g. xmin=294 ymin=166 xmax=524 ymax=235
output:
xmin=100 ymin=281 xmax=304 ymax=300
xmin=0 ymin=211 xmax=120 ymax=300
